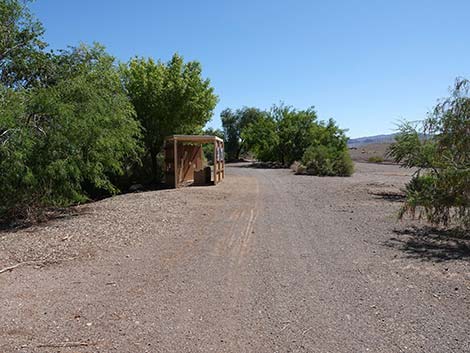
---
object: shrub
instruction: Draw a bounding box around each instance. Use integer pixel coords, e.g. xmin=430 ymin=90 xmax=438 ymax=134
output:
xmin=302 ymin=145 xmax=354 ymax=176
xmin=300 ymin=118 xmax=353 ymax=176
xmin=368 ymin=156 xmax=384 ymax=163
xmin=389 ymin=78 xmax=470 ymax=229
xmin=0 ymin=46 xmax=142 ymax=223
xmin=239 ymin=104 xmax=353 ymax=177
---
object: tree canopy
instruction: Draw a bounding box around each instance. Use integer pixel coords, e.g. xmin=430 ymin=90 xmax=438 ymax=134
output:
xmin=229 ymin=103 xmax=353 ymax=176
xmin=122 ymin=55 xmax=218 ymax=181
xmin=0 ymin=43 xmax=142 ymax=221
xmin=0 ymin=0 xmax=53 ymax=88
xmin=221 ymin=107 xmax=266 ymax=161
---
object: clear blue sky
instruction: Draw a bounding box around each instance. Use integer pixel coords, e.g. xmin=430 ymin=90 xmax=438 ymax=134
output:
xmin=31 ymin=0 xmax=470 ymax=138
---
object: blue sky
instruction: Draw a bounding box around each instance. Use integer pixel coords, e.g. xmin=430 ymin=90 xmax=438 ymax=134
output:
xmin=31 ymin=0 xmax=470 ymax=138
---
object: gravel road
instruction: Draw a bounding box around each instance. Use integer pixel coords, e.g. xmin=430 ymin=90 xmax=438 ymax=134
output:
xmin=1 ymin=163 xmax=469 ymax=352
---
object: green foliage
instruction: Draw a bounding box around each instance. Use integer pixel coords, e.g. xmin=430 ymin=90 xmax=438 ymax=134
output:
xmin=0 ymin=0 xmax=53 ymax=88
xmin=238 ymin=104 xmax=352 ymax=176
xmin=302 ymin=145 xmax=353 ymax=176
xmin=389 ymin=78 xmax=470 ymax=229
xmin=274 ymin=104 xmax=318 ymax=165
xmin=1 ymin=1 xmax=220 ymax=222
xmin=0 ymin=44 xmax=142 ymax=222
xmin=387 ymin=122 xmax=436 ymax=168
xmin=221 ymin=107 xmax=265 ymax=160
xmin=241 ymin=104 xmax=319 ymax=164
xmin=202 ymin=127 xmax=224 ymax=163
xmin=367 ymin=156 xmax=384 ymax=163
xmin=122 ymin=55 xmax=218 ymax=181
xmin=241 ymin=113 xmax=279 ymax=162
xmin=301 ymin=120 xmax=353 ymax=176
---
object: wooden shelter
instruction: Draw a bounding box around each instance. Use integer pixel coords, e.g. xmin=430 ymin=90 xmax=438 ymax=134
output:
xmin=164 ymin=135 xmax=225 ymax=188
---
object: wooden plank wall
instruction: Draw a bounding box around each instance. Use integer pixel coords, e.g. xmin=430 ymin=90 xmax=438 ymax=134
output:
xmin=165 ymin=138 xmax=224 ymax=187
xmin=213 ymin=140 xmax=225 ymax=184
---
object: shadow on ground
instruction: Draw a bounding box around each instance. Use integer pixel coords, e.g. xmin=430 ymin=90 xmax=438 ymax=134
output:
xmin=0 ymin=207 xmax=90 ymax=235
xmin=228 ymin=162 xmax=288 ymax=169
xmin=369 ymin=190 xmax=406 ymax=203
xmin=386 ymin=226 xmax=470 ymax=262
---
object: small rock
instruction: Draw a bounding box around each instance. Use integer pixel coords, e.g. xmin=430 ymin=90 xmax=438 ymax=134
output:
xmin=129 ymin=184 xmax=144 ymax=192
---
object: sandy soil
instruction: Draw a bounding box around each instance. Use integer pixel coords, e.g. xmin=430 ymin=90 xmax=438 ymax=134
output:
xmin=349 ymin=142 xmax=394 ymax=163
xmin=0 ymin=162 xmax=469 ymax=352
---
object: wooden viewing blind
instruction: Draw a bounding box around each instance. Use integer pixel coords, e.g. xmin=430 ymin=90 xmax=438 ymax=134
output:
xmin=164 ymin=135 xmax=225 ymax=188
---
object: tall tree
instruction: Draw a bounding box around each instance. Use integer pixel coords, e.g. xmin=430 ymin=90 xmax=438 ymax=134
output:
xmin=272 ymin=104 xmax=318 ymax=165
xmin=241 ymin=113 xmax=279 ymax=162
xmin=0 ymin=0 xmax=53 ymax=89
xmin=221 ymin=107 xmax=265 ymax=160
xmin=0 ymin=44 xmax=142 ymax=221
xmin=122 ymin=54 xmax=218 ymax=182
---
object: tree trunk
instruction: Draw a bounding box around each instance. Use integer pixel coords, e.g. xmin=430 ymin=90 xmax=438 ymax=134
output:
xmin=236 ymin=141 xmax=244 ymax=160
xmin=150 ymin=149 xmax=158 ymax=184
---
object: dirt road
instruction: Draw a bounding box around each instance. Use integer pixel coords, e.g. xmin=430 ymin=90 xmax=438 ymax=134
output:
xmin=1 ymin=163 xmax=469 ymax=352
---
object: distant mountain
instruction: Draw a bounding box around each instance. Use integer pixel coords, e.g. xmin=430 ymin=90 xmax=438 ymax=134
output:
xmin=347 ymin=134 xmax=396 ymax=148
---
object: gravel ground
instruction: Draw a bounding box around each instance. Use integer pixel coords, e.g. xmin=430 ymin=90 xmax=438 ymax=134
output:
xmin=0 ymin=162 xmax=469 ymax=352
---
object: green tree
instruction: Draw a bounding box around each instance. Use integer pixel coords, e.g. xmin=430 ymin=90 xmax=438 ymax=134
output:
xmin=273 ymin=104 xmax=318 ymax=165
xmin=221 ymin=107 xmax=265 ymax=160
xmin=203 ymin=127 xmax=224 ymax=140
xmin=0 ymin=0 xmax=53 ymax=88
xmin=389 ymin=78 xmax=470 ymax=229
xmin=202 ymin=127 xmax=224 ymax=163
xmin=122 ymin=54 xmax=218 ymax=182
xmin=302 ymin=119 xmax=353 ymax=176
xmin=0 ymin=44 xmax=142 ymax=221
xmin=242 ymin=113 xmax=279 ymax=162
xmin=236 ymin=103 xmax=353 ymax=175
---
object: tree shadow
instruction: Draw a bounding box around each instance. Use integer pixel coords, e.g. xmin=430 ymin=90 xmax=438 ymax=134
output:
xmin=385 ymin=226 xmax=470 ymax=262
xmin=369 ymin=190 xmax=406 ymax=203
xmin=229 ymin=162 xmax=287 ymax=169
xmin=0 ymin=207 xmax=89 ymax=235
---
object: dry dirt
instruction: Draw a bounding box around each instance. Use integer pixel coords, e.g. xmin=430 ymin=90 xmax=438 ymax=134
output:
xmin=0 ymin=162 xmax=469 ymax=352
xmin=349 ymin=142 xmax=394 ymax=163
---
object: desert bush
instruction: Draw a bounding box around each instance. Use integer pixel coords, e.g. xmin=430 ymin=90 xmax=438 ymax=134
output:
xmin=0 ymin=45 xmax=142 ymax=222
xmin=235 ymin=104 xmax=353 ymax=176
xmin=368 ymin=156 xmax=384 ymax=163
xmin=302 ymin=145 xmax=354 ymax=176
xmin=389 ymin=78 xmax=470 ymax=229
xmin=300 ymin=119 xmax=353 ymax=176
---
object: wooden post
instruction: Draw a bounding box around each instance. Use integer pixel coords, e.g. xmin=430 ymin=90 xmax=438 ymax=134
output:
xmin=213 ymin=140 xmax=217 ymax=184
xmin=173 ymin=138 xmax=178 ymax=187
xmin=221 ymin=140 xmax=225 ymax=179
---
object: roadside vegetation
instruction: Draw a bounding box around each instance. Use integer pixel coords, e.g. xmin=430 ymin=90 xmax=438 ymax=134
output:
xmin=367 ymin=156 xmax=384 ymax=163
xmin=222 ymin=104 xmax=353 ymax=176
xmin=0 ymin=0 xmax=217 ymax=223
xmin=389 ymin=78 xmax=470 ymax=230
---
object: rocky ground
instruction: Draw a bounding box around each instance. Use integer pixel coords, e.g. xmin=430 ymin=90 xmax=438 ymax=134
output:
xmin=0 ymin=162 xmax=469 ymax=352
xmin=348 ymin=142 xmax=394 ymax=163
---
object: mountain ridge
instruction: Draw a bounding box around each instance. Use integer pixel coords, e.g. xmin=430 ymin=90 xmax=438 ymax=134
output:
xmin=347 ymin=133 xmax=396 ymax=147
